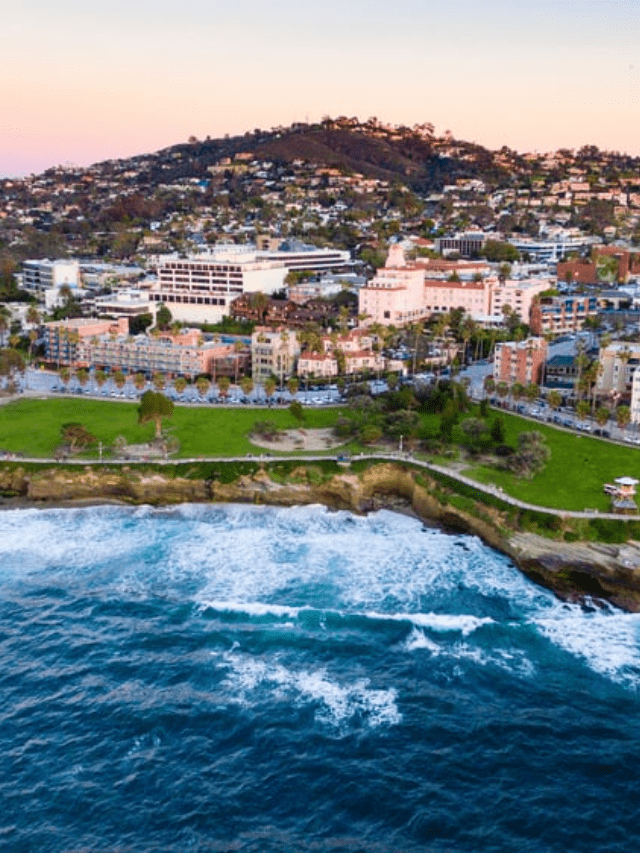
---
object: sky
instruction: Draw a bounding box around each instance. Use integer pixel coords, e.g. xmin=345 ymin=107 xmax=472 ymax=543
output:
xmin=2 ymin=0 xmax=639 ymax=177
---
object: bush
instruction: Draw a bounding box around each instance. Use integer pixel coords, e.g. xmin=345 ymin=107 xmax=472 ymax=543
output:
xmin=495 ymin=444 xmax=514 ymax=457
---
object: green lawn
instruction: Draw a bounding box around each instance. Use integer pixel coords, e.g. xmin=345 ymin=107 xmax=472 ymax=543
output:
xmin=0 ymin=399 xmax=345 ymax=458
xmin=2 ymin=399 xmax=640 ymax=513
xmin=460 ymin=411 xmax=640 ymax=512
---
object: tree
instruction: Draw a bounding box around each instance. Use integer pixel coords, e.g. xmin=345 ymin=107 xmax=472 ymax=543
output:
xmin=287 ymin=377 xmax=300 ymax=396
xmin=152 ymin=372 xmax=166 ymax=390
xmin=94 ymin=369 xmax=108 ymax=388
xmin=289 ymin=400 xmax=305 ymax=423
xmin=547 ymin=390 xmax=562 ymax=411
xmin=240 ymin=376 xmax=254 ymax=397
xmin=595 ymin=405 xmax=611 ymax=427
xmin=264 ymin=376 xmax=277 ymax=400
xmin=490 ymin=417 xmax=506 ymax=444
xmin=133 ymin=372 xmax=147 ymax=391
xmin=507 ymin=431 xmax=550 ymax=479
xmin=217 ymin=375 xmax=231 ymax=400
xmin=616 ymin=405 xmax=631 ymax=430
xmin=576 ymin=400 xmax=590 ymax=421
xmin=76 ymin=367 xmax=89 ymax=387
xmin=196 ymin=376 xmax=211 ymax=396
xmin=138 ymin=390 xmax=174 ymax=439
xmin=174 ymin=376 xmax=188 ymax=394
xmin=61 ymin=422 xmax=96 ymax=453
xmin=460 ymin=416 xmax=488 ymax=448
xmin=155 ymin=303 xmax=172 ymax=331
xmin=113 ymin=370 xmax=126 ymax=389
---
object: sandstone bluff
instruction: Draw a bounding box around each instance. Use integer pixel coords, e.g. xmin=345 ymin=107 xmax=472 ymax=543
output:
xmin=2 ymin=461 xmax=640 ymax=612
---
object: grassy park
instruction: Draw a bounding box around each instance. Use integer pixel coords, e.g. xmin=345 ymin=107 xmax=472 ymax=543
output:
xmin=0 ymin=397 xmax=639 ymax=513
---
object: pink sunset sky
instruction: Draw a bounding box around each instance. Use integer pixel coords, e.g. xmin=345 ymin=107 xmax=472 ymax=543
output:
xmin=2 ymin=0 xmax=639 ymax=177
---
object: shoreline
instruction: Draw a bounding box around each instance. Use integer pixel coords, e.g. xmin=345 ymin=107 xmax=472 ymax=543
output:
xmin=2 ymin=459 xmax=640 ymax=611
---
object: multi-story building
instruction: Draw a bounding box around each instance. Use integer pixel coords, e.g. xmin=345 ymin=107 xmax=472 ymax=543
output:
xmin=493 ymin=337 xmax=548 ymax=386
xmin=487 ymin=278 xmax=550 ymax=325
xmin=21 ymin=259 xmax=81 ymax=294
xmin=530 ymin=294 xmax=599 ymax=336
xmin=150 ymin=243 xmax=351 ymax=325
xmin=150 ymin=248 xmax=287 ymax=325
xmin=297 ymin=329 xmax=385 ymax=378
xmin=251 ymin=326 xmax=301 ymax=384
xmin=434 ymin=232 xmax=488 ymax=258
xmin=358 ymin=245 xmax=429 ymax=326
xmin=44 ymin=318 xmax=241 ymax=377
xmin=596 ymin=342 xmax=640 ymax=403
xmin=423 ymin=277 xmax=490 ymax=318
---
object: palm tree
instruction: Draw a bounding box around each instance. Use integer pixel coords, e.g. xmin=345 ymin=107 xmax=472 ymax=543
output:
xmin=174 ymin=376 xmax=188 ymax=394
xmin=95 ymin=369 xmax=108 ymax=389
xmin=217 ymin=375 xmax=230 ymax=400
xmin=26 ymin=305 xmax=40 ymax=327
xmin=133 ymin=372 xmax=147 ymax=392
xmin=287 ymin=377 xmax=300 ymax=397
xmin=616 ymin=404 xmax=631 ymax=431
xmin=547 ymin=389 xmax=562 ymax=411
xmin=595 ymin=405 xmax=611 ymax=427
xmin=114 ymin=370 xmax=126 ymax=389
xmin=152 ymin=372 xmax=165 ymax=390
xmin=240 ymin=376 xmax=254 ymax=398
xmin=196 ymin=376 xmax=211 ymax=397
xmin=264 ymin=376 xmax=277 ymax=401
xmin=76 ymin=367 xmax=89 ymax=387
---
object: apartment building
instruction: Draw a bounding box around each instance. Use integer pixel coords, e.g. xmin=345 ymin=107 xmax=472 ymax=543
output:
xmin=21 ymin=259 xmax=81 ymax=293
xmin=596 ymin=342 xmax=640 ymax=402
xmin=493 ymin=337 xmax=548 ymax=386
xmin=251 ymin=326 xmax=301 ymax=384
xmin=530 ymin=294 xmax=599 ymax=336
xmin=44 ymin=318 xmax=238 ymax=376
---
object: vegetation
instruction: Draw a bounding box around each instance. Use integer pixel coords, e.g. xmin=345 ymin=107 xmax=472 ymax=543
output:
xmin=137 ymin=391 xmax=175 ymax=438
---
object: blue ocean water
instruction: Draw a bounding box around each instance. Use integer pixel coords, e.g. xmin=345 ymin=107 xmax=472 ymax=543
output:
xmin=1 ymin=503 xmax=640 ymax=853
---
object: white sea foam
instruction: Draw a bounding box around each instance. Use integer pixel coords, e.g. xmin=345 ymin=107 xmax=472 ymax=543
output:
xmin=6 ymin=503 xmax=640 ymax=691
xmin=218 ymin=652 xmax=401 ymax=730
xmin=199 ymin=600 xmax=493 ymax=638
xmin=403 ymin=628 xmax=535 ymax=678
xmin=533 ymin=604 xmax=640 ymax=689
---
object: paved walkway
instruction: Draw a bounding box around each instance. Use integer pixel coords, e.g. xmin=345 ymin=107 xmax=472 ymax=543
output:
xmin=6 ymin=449 xmax=639 ymax=522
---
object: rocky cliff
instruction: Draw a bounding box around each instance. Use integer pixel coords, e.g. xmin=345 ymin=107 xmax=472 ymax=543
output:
xmin=2 ymin=461 xmax=640 ymax=611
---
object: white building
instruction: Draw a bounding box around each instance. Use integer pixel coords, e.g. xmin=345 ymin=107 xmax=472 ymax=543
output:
xmin=22 ymin=259 xmax=81 ymax=294
xmin=150 ymin=248 xmax=287 ymax=324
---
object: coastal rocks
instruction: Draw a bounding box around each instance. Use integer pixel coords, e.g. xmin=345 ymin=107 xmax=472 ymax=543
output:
xmin=6 ymin=460 xmax=640 ymax=611
xmin=509 ymin=533 xmax=640 ymax=612
xmin=23 ymin=466 xmax=208 ymax=504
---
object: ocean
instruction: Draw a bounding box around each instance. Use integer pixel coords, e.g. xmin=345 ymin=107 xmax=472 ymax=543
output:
xmin=1 ymin=503 xmax=640 ymax=853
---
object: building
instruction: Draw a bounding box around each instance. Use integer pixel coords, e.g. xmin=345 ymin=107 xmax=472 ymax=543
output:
xmin=423 ymin=277 xmax=490 ymax=318
xmin=358 ymin=245 xmax=429 ymax=326
xmin=530 ymin=294 xmax=599 ymax=336
xmin=150 ymin=243 xmax=350 ymax=325
xmin=150 ymin=248 xmax=288 ymax=325
xmin=93 ymin=288 xmax=151 ymax=320
xmin=44 ymin=317 xmax=242 ymax=377
xmin=597 ymin=341 xmax=640 ymax=403
xmin=251 ymin=327 xmax=301 ymax=384
xmin=493 ymin=337 xmax=548 ymax=386
xmin=297 ymin=329 xmax=385 ymax=379
xmin=21 ymin=259 xmax=81 ymax=294
xmin=434 ymin=232 xmax=488 ymax=258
